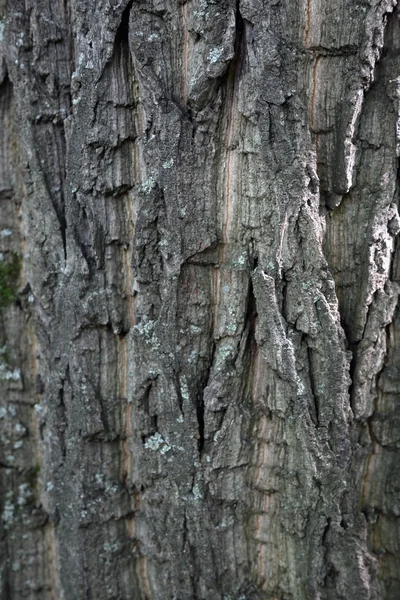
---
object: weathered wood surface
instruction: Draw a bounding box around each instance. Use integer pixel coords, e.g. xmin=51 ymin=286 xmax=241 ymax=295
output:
xmin=0 ymin=0 xmax=400 ymax=598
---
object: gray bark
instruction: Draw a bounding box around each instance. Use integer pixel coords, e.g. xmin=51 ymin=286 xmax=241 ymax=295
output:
xmin=0 ymin=0 xmax=400 ymax=598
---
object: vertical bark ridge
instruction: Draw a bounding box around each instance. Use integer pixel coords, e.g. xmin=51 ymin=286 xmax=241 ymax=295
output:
xmin=304 ymin=0 xmax=312 ymax=48
xmin=0 ymin=61 xmax=50 ymax=599
xmin=322 ymin=4 xmax=400 ymax=598
xmin=181 ymin=2 xmax=189 ymax=105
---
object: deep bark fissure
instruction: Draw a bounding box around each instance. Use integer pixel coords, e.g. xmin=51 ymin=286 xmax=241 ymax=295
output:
xmin=243 ymin=273 xmax=258 ymax=356
xmin=307 ymin=344 xmax=319 ymax=427
xmin=115 ymin=1 xmax=134 ymax=49
xmin=196 ymin=390 xmax=205 ymax=455
xmin=197 ymin=341 xmax=216 ymax=455
xmin=57 ymin=375 xmax=68 ymax=460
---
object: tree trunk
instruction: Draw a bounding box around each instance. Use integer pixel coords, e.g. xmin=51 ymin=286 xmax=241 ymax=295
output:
xmin=1 ymin=0 xmax=400 ymax=598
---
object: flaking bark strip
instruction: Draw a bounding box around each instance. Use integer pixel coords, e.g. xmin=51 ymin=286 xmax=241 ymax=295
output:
xmin=251 ymin=267 xmax=297 ymax=388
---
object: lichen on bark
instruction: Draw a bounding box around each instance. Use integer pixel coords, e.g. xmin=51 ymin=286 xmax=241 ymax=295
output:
xmin=1 ymin=0 xmax=400 ymax=599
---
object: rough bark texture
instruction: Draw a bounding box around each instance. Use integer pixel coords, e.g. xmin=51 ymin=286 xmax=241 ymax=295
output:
xmin=1 ymin=0 xmax=400 ymax=598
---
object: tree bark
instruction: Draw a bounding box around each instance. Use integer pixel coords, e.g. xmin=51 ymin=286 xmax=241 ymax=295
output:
xmin=1 ymin=0 xmax=400 ymax=598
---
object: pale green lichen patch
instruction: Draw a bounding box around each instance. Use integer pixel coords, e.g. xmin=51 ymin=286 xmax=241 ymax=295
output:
xmin=180 ymin=375 xmax=190 ymax=402
xmin=214 ymin=344 xmax=235 ymax=370
xmin=162 ymin=158 xmax=174 ymax=169
xmin=2 ymin=491 xmax=15 ymax=528
xmin=0 ymin=367 xmax=21 ymax=382
xmin=191 ymin=483 xmax=203 ymax=501
xmin=140 ymin=177 xmax=156 ymax=194
xmin=0 ymin=346 xmax=21 ymax=382
xmin=144 ymin=432 xmax=171 ymax=454
xmin=208 ymin=47 xmax=223 ymax=64
xmin=133 ymin=319 xmax=161 ymax=349
xmin=134 ymin=319 xmax=155 ymax=337
xmin=187 ymin=350 xmax=198 ymax=364
xmin=17 ymin=483 xmax=32 ymax=507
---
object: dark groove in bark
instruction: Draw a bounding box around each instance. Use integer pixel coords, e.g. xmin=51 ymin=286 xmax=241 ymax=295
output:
xmin=58 ymin=378 xmax=67 ymax=460
xmin=196 ymin=393 xmax=205 ymax=454
xmin=220 ymin=0 xmax=245 ymax=112
xmin=115 ymin=0 xmax=133 ymax=48
xmin=40 ymin=154 xmax=68 ymax=260
xmin=197 ymin=342 xmax=216 ymax=455
xmin=176 ymin=373 xmax=184 ymax=413
xmin=307 ymin=344 xmax=319 ymax=426
xmin=244 ymin=275 xmax=258 ymax=353
xmin=281 ymin=269 xmax=288 ymax=321
xmin=347 ymin=343 xmax=358 ymax=414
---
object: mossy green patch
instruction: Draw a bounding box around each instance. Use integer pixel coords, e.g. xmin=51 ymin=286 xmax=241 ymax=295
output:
xmin=0 ymin=253 xmax=21 ymax=309
xmin=26 ymin=464 xmax=41 ymax=489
